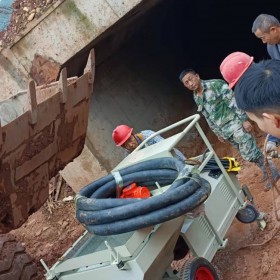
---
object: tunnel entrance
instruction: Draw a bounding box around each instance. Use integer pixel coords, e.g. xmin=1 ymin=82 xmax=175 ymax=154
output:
xmin=66 ymin=0 xmax=278 ymax=170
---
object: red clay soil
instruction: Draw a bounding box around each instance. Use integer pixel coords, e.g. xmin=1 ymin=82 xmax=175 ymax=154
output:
xmin=9 ymin=124 xmax=280 ymax=280
xmin=174 ymin=126 xmax=280 ymax=280
xmin=11 ymin=183 xmax=85 ymax=279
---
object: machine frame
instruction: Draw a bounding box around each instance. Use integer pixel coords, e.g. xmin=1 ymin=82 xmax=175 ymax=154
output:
xmin=42 ymin=114 xmax=256 ymax=280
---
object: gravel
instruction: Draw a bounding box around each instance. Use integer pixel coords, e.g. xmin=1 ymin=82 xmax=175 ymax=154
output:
xmin=0 ymin=0 xmax=58 ymax=48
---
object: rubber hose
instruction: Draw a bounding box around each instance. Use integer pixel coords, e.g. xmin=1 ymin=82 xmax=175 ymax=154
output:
xmin=85 ymin=177 xmax=210 ymax=235
xmin=92 ymin=169 xmax=178 ymax=198
xmin=76 ymin=157 xmax=211 ymax=236
xmin=77 ymin=177 xmax=193 ymax=224
xmin=76 ymin=178 xmax=186 ymax=212
xmin=79 ymin=157 xmax=184 ymax=197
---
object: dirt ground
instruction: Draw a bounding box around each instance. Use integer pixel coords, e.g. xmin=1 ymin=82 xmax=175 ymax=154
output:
xmin=9 ymin=125 xmax=280 ymax=280
xmin=177 ymin=127 xmax=280 ymax=280
xmin=212 ymin=154 xmax=280 ymax=280
xmin=10 ymin=182 xmax=86 ymax=279
xmin=2 ymin=1 xmax=280 ymax=280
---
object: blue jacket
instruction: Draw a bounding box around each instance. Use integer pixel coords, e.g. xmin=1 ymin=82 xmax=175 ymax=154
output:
xmin=267 ymin=44 xmax=280 ymax=60
xmin=125 ymin=130 xmax=186 ymax=162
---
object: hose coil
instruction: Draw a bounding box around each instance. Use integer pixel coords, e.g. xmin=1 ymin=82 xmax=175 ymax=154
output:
xmin=76 ymin=157 xmax=211 ymax=235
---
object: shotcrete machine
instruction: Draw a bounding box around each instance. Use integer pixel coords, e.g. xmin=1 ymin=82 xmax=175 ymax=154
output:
xmin=42 ymin=114 xmax=264 ymax=280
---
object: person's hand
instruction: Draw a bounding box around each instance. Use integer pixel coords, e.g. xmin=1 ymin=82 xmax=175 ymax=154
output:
xmin=243 ymin=121 xmax=252 ymax=132
xmin=218 ymin=136 xmax=225 ymax=143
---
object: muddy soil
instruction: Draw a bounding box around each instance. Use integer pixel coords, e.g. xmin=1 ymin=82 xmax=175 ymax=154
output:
xmin=10 ymin=124 xmax=280 ymax=280
xmin=11 ymin=183 xmax=85 ymax=279
xmin=173 ymin=127 xmax=280 ymax=280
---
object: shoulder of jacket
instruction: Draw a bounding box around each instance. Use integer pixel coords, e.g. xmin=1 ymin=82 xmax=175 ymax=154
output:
xmin=207 ymin=79 xmax=225 ymax=84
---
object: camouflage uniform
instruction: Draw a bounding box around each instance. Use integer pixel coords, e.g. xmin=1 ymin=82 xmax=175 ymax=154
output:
xmin=193 ymin=79 xmax=262 ymax=162
xmin=125 ymin=130 xmax=186 ymax=162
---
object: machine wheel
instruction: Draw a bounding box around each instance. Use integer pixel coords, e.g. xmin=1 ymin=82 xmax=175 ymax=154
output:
xmin=180 ymin=257 xmax=219 ymax=280
xmin=0 ymin=234 xmax=38 ymax=280
xmin=236 ymin=204 xmax=259 ymax=224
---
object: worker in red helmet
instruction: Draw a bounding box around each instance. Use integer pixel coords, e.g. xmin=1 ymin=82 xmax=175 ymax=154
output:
xmin=220 ymin=51 xmax=280 ymax=154
xmin=220 ymin=52 xmax=280 ymax=190
xmin=220 ymin=52 xmax=254 ymax=89
xmin=112 ymin=125 xmax=186 ymax=162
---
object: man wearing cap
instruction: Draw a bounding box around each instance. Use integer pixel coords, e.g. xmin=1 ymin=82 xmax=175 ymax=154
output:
xmin=179 ymin=68 xmax=278 ymax=190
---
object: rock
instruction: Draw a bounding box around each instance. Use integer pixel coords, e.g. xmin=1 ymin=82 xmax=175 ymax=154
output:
xmin=46 ymin=0 xmax=53 ymax=4
xmin=62 ymin=196 xmax=74 ymax=202
xmin=35 ymin=229 xmax=42 ymax=236
xmin=28 ymin=13 xmax=35 ymax=21
xmin=23 ymin=7 xmax=29 ymax=12
xmin=42 ymin=226 xmax=50 ymax=232
xmin=61 ymin=221 xmax=69 ymax=229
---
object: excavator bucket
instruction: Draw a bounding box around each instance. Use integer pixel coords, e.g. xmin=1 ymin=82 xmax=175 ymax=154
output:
xmin=0 ymin=50 xmax=95 ymax=233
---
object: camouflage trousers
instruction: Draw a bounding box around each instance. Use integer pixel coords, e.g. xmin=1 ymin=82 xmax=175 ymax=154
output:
xmin=225 ymin=125 xmax=262 ymax=162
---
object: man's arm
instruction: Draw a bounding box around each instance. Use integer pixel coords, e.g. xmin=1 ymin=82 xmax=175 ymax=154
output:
xmin=220 ymin=83 xmax=252 ymax=132
xmin=205 ymin=117 xmax=224 ymax=138
xmin=232 ymin=98 xmax=249 ymax=123
xmin=141 ymin=130 xmax=186 ymax=161
xmin=220 ymin=81 xmax=248 ymax=123
xmin=140 ymin=130 xmax=165 ymax=145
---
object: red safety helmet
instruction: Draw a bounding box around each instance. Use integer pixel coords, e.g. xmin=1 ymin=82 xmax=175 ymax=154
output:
xmin=112 ymin=125 xmax=133 ymax=146
xmin=220 ymin=52 xmax=254 ymax=89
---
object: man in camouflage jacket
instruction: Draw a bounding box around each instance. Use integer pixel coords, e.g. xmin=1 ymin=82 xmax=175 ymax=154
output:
xmin=179 ymin=68 xmax=280 ymax=190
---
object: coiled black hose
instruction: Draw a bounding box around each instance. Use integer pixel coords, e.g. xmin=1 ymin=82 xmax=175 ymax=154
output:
xmin=76 ymin=157 xmax=211 ymax=235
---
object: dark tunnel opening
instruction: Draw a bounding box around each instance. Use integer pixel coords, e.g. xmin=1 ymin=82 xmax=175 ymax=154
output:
xmin=69 ymin=0 xmax=280 ymax=79
xmin=66 ymin=0 xmax=280 ymax=169
xmin=118 ymin=0 xmax=279 ymax=78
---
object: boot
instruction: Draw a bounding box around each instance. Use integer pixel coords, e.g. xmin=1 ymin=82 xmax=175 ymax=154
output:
xmin=255 ymin=155 xmax=280 ymax=190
